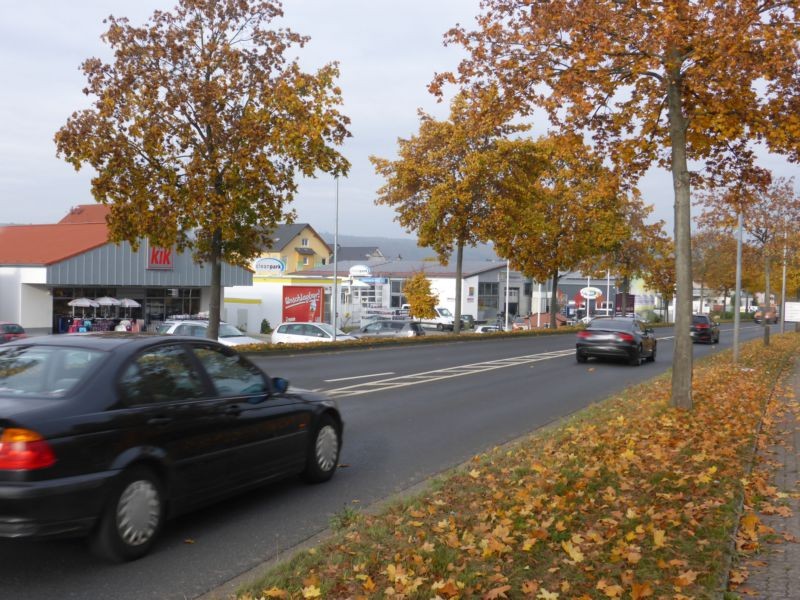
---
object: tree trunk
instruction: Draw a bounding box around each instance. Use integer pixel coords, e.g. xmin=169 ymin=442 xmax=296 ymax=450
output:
xmin=620 ymin=275 xmax=630 ymax=315
xmin=667 ymin=68 xmax=693 ymax=410
xmin=454 ymin=241 xmax=463 ymax=334
xmin=549 ymin=270 xmax=560 ymax=329
xmin=207 ymin=228 xmax=222 ymax=340
xmin=763 ymin=255 xmax=771 ymax=346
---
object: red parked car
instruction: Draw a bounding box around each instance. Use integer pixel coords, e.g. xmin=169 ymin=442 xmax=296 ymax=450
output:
xmin=0 ymin=322 xmax=26 ymax=344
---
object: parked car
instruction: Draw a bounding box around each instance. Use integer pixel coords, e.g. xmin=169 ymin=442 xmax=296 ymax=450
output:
xmin=0 ymin=322 xmax=26 ymax=344
xmin=420 ymin=307 xmax=455 ymax=331
xmin=512 ymin=316 xmax=531 ymax=331
xmin=575 ymin=317 xmax=657 ymax=366
xmin=690 ymin=314 xmax=720 ymax=344
xmin=474 ymin=324 xmax=501 ymax=334
xmin=157 ymin=319 xmax=262 ymax=346
xmin=753 ymin=306 xmax=778 ymax=324
xmin=459 ymin=314 xmax=476 ymax=329
xmin=351 ymin=320 xmax=425 ymax=339
xmin=0 ymin=334 xmax=342 ymax=561
xmin=271 ymin=322 xmax=355 ymax=344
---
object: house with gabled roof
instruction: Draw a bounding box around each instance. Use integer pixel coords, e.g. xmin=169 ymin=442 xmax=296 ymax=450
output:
xmin=252 ymin=223 xmax=332 ymax=277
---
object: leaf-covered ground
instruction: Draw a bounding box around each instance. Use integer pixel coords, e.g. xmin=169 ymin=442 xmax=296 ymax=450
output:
xmin=240 ymin=333 xmax=800 ymax=600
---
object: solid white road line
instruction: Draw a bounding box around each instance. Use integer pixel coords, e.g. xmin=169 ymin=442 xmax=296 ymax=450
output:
xmin=324 ymin=372 xmax=395 ymax=382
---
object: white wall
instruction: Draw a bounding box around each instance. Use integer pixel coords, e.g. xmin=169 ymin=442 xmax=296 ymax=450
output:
xmin=0 ymin=268 xmax=49 ymax=331
xmin=224 ymin=283 xmax=284 ymax=334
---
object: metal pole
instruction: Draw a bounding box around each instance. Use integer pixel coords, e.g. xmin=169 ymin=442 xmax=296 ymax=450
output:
xmin=733 ymin=212 xmax=743 ymax=363
xmin=505 ymin=260 xmax=510 ymax=331
xmin=332 ymin=177 xmax=339 ymax=342
xmin=537 ymin=283 xmax=541 ymax=328
xmin=606 ymin=270 xmax=611 ymax=315
xmin=781 ymin=220 xmax=787 ymax=334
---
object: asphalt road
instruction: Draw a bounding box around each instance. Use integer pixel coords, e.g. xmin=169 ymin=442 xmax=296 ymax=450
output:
xmin=0 ymin=323 xmax=772 ymax=599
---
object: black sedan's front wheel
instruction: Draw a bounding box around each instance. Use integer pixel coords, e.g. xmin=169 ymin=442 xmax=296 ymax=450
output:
xmin=629 ymin=345 xmax=643 ymax=366
xmin=303 ymin=414 xmax=341 ymax=483
xmin=90 ymin=465 xmax=164 ymax=562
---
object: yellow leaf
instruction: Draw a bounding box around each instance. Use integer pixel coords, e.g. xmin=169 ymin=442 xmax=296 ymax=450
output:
xmin=675 ymin=570 xmax=699 ymax=586
xmin=561 ymin=540 xmax=584 ymax=562
xmin=263 ymin=588 xmax=288 ymax=599
xmin=362 ymin=576 xmax=376 ymax=592
xmin=653 ymin=529 xmax=666 ymax=548
xmin=301 ymin=585 xmax=321 ymax=599
xmin=536 ymin=588 xmax=559 ymax=599
xmin=469 ymin=469 xmax=481 ymax=479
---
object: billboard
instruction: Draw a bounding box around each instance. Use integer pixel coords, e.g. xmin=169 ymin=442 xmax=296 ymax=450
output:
xmin=282 ymin=286 xmax=324 ymax=323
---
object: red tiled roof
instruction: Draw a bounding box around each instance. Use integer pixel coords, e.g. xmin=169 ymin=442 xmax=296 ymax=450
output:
xmin=58 ymin=204 xmax=110 ymax=224
xmin=0 ymin=223 xmax=109 ymax=266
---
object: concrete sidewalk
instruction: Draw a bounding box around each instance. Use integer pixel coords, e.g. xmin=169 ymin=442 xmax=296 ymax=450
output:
xmin=741 ymin=358 xmax=800 ymax=599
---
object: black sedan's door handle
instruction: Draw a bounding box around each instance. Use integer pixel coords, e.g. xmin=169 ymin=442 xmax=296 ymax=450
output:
xmin=223 ymin=405 xmax=241 ymax=417
xmin=147 ymin=416 xmax=172 ymax=426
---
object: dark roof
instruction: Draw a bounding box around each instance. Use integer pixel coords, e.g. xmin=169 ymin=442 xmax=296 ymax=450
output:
xmin=295 ymin=258 xmax=507 ymax=278
xmin=295 ymin=247 xmax=316 ymax=255
xmin=266 ymin=223 xmax=330 ymax=253
xmin=335 ymin=246 xmax=384 ymax=261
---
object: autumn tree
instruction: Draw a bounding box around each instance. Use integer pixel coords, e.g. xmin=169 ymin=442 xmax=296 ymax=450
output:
xmin=485 ymin=134 xmax=630 ymax=329
xmin=403 ymin=271 xmax=437 ymax=322
xmin=55 ymin=0 xmax=350 ymax=339
xmin=370 ymin=90 xmax=521 ymax=334
xmin=436 ymin=0 xmax=800 ymax=409
xmin=694 ymin=230 xmax=739 ymax=315
xmin=643 ymin=239 xmax=677 ymax=323
xmin=698 ymin=177 xmax=800 ymax=345
xmin=579 ymin=200 xmax=669 ymax=317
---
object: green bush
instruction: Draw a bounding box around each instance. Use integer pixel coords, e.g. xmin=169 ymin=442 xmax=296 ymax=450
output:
xmin=260 ymin=318 xmax=272 ymax=334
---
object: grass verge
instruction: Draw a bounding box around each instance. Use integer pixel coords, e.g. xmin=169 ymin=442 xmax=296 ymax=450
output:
xmin=239 ymin=333 xmax=799 ymax=600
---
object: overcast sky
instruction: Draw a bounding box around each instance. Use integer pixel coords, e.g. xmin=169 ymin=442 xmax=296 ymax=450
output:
xmin=0 ymin=1 xmax=796 ymax=238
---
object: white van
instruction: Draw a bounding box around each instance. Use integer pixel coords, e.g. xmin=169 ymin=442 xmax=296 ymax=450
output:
xmin=401 ymin=305 xmax=455 ymax=331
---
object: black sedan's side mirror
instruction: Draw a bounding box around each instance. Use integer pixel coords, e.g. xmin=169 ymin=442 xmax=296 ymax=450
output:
xmin=272 ymin=377 xmax=289 ymax=394
xmin=646 ymin=328 xmax=655 ymax=334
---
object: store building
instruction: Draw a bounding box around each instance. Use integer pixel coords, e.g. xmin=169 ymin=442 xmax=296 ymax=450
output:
xmin=0 ymin=205 xmax=252 ymax=335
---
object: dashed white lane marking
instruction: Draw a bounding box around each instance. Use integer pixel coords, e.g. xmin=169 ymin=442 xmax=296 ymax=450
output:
xmin=323 ymin=348 xmax=575 ymax=398
xmin=324 ymin=372 xmax=395 ymax=382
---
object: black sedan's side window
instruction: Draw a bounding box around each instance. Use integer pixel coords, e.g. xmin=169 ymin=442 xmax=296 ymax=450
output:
xmin=192 ymin=346 xmax=268 ymax=397
xmin=119 ymin=344 xmax=206 ymax=405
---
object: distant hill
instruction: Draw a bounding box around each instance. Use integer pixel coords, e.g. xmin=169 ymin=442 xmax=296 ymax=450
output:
xmin=320 ymin=233 xmax=500 ymax=262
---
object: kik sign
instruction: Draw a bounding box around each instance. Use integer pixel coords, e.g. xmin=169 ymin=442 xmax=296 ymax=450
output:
xmin=147 ymin=244 xmax=174 ymax=270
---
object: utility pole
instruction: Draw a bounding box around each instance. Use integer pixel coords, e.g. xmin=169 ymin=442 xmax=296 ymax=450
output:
xmin=733 ymin=212 xmax=743 ymax=363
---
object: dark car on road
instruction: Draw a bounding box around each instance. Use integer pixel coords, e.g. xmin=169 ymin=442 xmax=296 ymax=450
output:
xmin=690 ymin=314 xmax=720 ymax=344
xmin=575 ymin=317 xmax=657 ymax=366
xmin=351 ymin=320 xmax=425 ymax=339
xmin=459 ymin=314 xmax=475 ymax=329
xmin=0 ymin=334 xmax=342 ymax=562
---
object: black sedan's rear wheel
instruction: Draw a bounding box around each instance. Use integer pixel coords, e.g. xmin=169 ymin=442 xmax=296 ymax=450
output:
xmin=302 ymin=414 xmax=341 ymax=483
xmin=646 ymin=343 xmax=656 ymax=362
xmin=576 ymin=351 xmax=588 ymax=363
xmin=90 ymin=465 xmax=164 ymax=562
xmin=629 ymin=345 xmax=643 ymax=366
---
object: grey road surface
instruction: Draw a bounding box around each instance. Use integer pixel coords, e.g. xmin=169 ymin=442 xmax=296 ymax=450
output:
xmin=0 ymin=323 xmax=771 ymax=599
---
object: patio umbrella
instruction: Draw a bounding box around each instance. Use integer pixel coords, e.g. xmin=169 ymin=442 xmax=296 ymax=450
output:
xmin=94 ymin=296 xmax=120 ymax=318
xmin=118 ymin=298 xmax=141 ymax=318
xmin=67 ymin=297 xmax=99 ymax=317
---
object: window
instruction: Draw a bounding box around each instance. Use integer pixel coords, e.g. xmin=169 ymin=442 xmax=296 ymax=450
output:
xmin=119 ymin=345 xmax=205 ymax=405
xmin=301 ymin=238 xmax=309 ymax=247
xmin=302 ymin=256 xmax=309 ymax=266
xmin=0 ymin=346 xmax=106 ymax=397
xmin=192 ymin=345 xmax=267 ymax=397
xmin=390 ymin=279 xmax=407 ymax=308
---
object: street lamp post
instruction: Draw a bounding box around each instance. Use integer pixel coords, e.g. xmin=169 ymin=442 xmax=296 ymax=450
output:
xmin=332 ymin=177 xmax=339 ymax=342
xmin=733 ymin=212 xmax=743 ymax=363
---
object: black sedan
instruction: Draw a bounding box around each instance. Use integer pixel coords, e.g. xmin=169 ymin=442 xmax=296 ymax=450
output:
xmin=0 ymin=334 xmax=342 ymax=562
xmin=575 ymin=317 xmax=657 ymax=365
xmin=690 ymin=314 xmax=720 ymax=344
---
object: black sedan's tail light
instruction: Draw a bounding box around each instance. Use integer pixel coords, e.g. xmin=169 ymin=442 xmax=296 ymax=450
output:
xmin=577 ymin=331 xmax=592 ymax=339
xmin=615 ymin=332 xmax=635 ymax=342
xmin=0 ymin=428 xmax=56 ymax=470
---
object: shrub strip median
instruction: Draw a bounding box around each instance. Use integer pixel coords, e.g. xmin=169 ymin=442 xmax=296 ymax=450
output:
xmin=239 ymin=333 xmax=800 ymax=600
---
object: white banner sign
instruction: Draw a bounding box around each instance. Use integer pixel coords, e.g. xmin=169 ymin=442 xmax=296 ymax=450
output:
xmin=785 ymin=301 xmax=800 ymax=322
